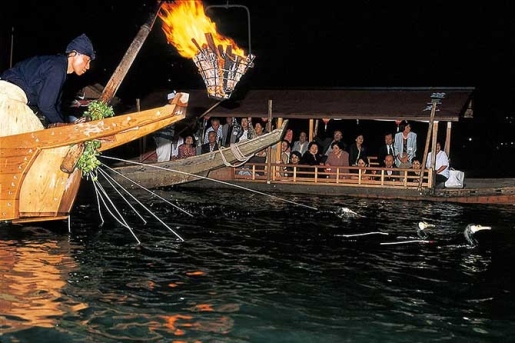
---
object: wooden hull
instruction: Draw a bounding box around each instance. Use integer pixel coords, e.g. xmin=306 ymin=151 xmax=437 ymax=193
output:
xmin=111 ymin=120 xmax=289 ymax=189
xmin=0 ymin=93 xmax=188 ymax=223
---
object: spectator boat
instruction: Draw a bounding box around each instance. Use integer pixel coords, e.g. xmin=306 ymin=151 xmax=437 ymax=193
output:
xmin=157 ymin=88 xmax=515 ymax=205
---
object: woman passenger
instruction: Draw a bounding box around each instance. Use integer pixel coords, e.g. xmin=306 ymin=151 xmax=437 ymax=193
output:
xmin=177 ymin=135 xmax=196 ymax=159
xmin=300 ymin=141 xmax=324 ymax=177
xmin=324 ymin=141 xmax=350 ymax=179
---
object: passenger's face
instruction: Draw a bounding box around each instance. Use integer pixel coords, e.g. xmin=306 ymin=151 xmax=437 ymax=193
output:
xmin=309 ymin=144 xmax=318 ymax=154
xmin=385 ymin=134 xmax=393 ymax=145
xmin=385 ymin=155 xmax=394 ymax=167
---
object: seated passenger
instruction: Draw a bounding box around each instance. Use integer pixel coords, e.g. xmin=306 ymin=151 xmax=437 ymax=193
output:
xmin=426 ymin=142 xmax=450 ymax=187
xmin=276 ymin=139 xmax=291 ymax=177
xmin=201 ymin=131 xmax=219 ymax=154
xmin=324 ymin=141 xmax=349 ymax=179
xmin=383 ymin=154 xmax=400 ymax=181
xmin=348 ymin=133 xmax=369 ymax=167
xmin=351 ymin=157 xmax=373 ymax=181
xmin=299 ymin=141 xmax=324 ymax=177
xmin=177 ymin=135 xmax=196 ymax=159
xmin=286 ymin=151 xmax=302 ymax=177
xmin=408 ymin=158 xmax=421 ymax=180
xmin=292 ymin=131 xmax=309 ymax=156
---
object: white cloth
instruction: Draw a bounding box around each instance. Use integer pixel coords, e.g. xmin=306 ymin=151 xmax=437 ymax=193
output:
xmin=445 ymin=169 xmax=465 ymax=188
xmin=155 ymin=137 xmax=171 ymax=162
xmin=239 ymin=130 xmax=249 ymax=142
xmin=171 ymin=137 xmax=184 ymax=158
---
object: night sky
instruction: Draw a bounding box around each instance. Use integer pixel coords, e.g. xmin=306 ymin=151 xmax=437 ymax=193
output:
xmin=1 ymin=0 xmax=514 ymax=175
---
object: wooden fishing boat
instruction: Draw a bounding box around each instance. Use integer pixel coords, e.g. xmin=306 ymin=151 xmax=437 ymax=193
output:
xmin=0 ymin=1 xmax=193 ymax=224
xmin=0 ymin=93 xmax=188 ymax=224
xmin=109 ymin=119 xmax=289 ymax=189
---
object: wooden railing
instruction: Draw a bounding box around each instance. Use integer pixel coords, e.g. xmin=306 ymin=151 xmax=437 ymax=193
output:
xmin=233 ymin=161 xmax=432 ymax=189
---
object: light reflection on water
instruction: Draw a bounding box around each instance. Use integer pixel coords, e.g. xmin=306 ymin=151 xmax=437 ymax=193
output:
xmin=1 ymin=188 xmax=515 ymax=342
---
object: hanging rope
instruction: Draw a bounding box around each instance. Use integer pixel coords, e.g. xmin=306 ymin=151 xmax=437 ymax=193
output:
xmin=218 ymin=143 xmax=252 ymax=167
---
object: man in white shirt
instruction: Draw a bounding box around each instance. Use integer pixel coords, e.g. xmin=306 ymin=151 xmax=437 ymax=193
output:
xmin=292 ymin=131 xmax=309 ymax=156
xmin=426 ymin=142 xmax=450 ymax=187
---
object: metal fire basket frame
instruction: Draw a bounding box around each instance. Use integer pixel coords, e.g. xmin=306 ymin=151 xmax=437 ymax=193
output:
xmin=206 ymin=2 xmax=252 ymax=55
xmin=193 ymin=2 xmax=254 ymax=101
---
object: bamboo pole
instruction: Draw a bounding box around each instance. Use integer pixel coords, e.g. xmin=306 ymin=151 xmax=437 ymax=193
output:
xmin=266 ymin=99 xmax=273 ymax=183
xmin=9 ymin=27 xmax=14 ymax=68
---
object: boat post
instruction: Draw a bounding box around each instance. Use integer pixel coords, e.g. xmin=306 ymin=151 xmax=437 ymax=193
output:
xmin=418 ymin=93 xmax=445 ymax=191
xmin=266 ymin=99 xmax=273 ymax=183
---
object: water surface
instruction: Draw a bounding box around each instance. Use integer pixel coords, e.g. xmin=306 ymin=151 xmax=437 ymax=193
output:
xmin=1 ymin=187 xmax=514 ymax=342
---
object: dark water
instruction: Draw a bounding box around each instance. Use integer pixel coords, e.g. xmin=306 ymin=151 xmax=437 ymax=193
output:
xmin=1 ymin=186 xmax=515 ymax=343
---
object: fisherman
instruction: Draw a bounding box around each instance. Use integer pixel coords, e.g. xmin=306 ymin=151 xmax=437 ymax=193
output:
xmin=0 ymin=33 xmax=95 ymax=133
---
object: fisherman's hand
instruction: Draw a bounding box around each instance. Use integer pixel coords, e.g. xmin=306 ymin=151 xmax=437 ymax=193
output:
xmin=74 ymin=117 xmax=88 ymax=124
xmin=47 ymin=122 xmax=72 ymax=128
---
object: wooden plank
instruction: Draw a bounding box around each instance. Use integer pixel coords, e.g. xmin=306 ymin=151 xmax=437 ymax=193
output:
xmin=19 ymin=147 xmax=71 ymax=214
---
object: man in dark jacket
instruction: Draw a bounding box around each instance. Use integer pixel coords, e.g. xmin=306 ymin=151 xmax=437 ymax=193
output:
xmin=1 ymin=33 xmax=95 ymax=126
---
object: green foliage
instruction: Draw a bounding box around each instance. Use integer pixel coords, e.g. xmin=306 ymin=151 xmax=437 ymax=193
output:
xmin=77 ymin=140 xmax=101 ymax=175
xmin=83 ymin=100 xmax=115 ymax=120
xmin=77 ymin=100 xmax=115 ymax=175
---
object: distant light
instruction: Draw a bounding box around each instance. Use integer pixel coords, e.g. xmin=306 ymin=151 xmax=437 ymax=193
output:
xmin=468 ymin=137 xmax=473 ymax=142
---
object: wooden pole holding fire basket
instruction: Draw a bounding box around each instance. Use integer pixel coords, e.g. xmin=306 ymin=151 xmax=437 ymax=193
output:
xmin=61 ymin=1 xmax=164 ymax=173
xmin=100 ymin=1 xmax=164 ymax=104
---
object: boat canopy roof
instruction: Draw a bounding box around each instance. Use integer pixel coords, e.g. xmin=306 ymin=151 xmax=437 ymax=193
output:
xmin=139 ymin=87 xmax=474 ymax=122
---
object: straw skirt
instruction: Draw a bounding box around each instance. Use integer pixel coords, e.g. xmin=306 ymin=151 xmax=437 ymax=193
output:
xmin=0 ymin=80 xmax=44 ymax=136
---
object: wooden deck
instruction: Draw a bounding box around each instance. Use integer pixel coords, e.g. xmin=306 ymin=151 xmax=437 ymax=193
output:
xmin=175 ymin=160 xmax=515 ymax=205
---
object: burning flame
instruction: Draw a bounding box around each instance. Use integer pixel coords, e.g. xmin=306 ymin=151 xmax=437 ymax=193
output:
xmin=159 ymin=0 xmax=246 ymax=58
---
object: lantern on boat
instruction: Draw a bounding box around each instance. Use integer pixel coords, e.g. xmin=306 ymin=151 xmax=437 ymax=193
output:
xmin=322 ymin=118 xmax=330 ymax=132
xmin=158 ymin=1 xmax=255 ymax=101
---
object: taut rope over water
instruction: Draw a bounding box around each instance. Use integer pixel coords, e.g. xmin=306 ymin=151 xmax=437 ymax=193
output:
xmin=98 ymin=165 xmax=188 ymax=242
xmin=101 ymin=156 xmax=318 ymax=211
